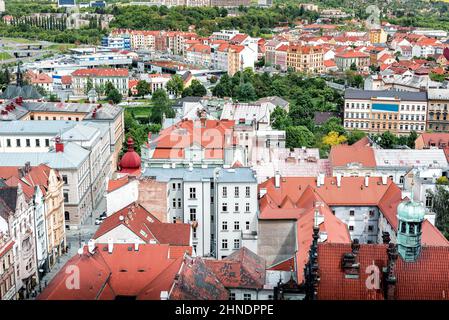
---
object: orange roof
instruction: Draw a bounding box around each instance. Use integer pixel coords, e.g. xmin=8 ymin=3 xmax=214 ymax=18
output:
xmin=230 ymin=33 xmax=249 ymax=44
xmin=324 ymin=59 xmax=336 ymax=67
xmin=329 ymin=144 xmax=376 ymax=167
xmin=150 ymin=119 xmax=236 ymax=160
xmin=93 ymin=203 xmax=191 ymax=246
xmin=72 ymin=68 xmax=129 ymax=77
xmin=336 ymin=50 xmax=369 ymax=59
xmin=25 ymin=70 xmax=52 ymax=84
xmin=107 ymin=176 xmax=131 ymax=192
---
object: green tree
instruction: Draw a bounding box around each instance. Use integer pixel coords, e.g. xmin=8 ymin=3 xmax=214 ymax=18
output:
xmin=286 ymin=126 xmax=315 ymax=148
xmin=107 ymin=88 xmax=122 ymax=104
xmin=235 ymin=82 xmax=256 ymax=102
xmin=270 ymin=106 xmax=292 ymax=130
xmin=347 ymin=130 xmax=367 ymax=145
xmin=429 ymin=185 xmax=449 ymax=239
xmin=136 ymin=80 xmax=150 ymax=98
xmin=183 ymin=79 xmax=206 ymax=97
xmin=104 ymin=81 xmax=115 ymax=96
xmin=84 ymin=77 xmax=93 ymax=95
xmin=166 ymin=75 xmax=184 ymax=97
xmin=150 ymin=89 xmax=173 ymax=124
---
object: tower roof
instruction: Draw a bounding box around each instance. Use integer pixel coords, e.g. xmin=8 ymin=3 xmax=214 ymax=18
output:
xmin=397 ymin=199 xmax=425 ymax=222
xmin=119 ymin=137 xmax=141 ymax=170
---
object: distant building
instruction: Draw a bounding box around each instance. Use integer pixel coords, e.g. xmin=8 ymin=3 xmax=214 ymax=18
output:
xmin=57 ymin=0 xmax=76 ymax=7
xmin=210 ymin=0 xmax=250 ymax=7
xmin=71 ymin=68 xmax=129 ymax=96
xmin=287 ymin=45 xmax=324 ymax=74
xmin=343 ymin=89 xmax=427 ymax=134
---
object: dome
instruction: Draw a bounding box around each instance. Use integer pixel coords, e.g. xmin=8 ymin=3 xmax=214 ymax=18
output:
xmin=119 ymin=137 xmax=141 ymax=169
xmin=397 ymin=200 xmax=425 ymax=222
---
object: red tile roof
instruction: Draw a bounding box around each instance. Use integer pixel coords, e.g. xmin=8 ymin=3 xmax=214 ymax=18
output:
xmin=205 ymin=247 xmax=266 ymax=290
xmin=72 ymin=68 xmax=129 ymax=77
xmin=0 ymin=240 xmax=14 ymax=259
xmin=317 ymin=243 xmax=449 ymax=300
xmin=93 ymin=203 xmax=191 ymax=246
xmin=329 ymin=144 xmax=376 ymax=167
xmin=149 ymin=119 xmax=236 ymax=160
xmin=336 ymin=50 xmax=369 ymax=59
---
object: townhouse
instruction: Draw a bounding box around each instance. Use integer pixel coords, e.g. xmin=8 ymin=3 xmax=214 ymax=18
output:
xmin=287 ymin=45 xmax=324 ymax=74
xmin=335 ymin=50 xmax=370 ymax=72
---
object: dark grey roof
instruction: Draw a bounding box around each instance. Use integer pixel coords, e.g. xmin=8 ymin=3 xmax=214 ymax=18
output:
xmin=344 ymin=89 xmax=427 ymax=101
xmin=313 ymin=111 xmax=339 ymax=125
xmin=0 ymin=185 xmax=18 ymax=216
xmin=0 ymin=85 xmax=42 ymax=100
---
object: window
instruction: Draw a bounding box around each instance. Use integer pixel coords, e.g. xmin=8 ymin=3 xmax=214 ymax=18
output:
xmin=349 ymin=210 xmax=355 ymax=216
xmin=63 ymin=192 xmax=69 ymax=203
xmin=229 ymin=293 xmax=236 ymax=300
xmin=172 ymin=183 xmax=176 ymax=190
xmin=246 ymin=221 xmax=250 ymax=230
xmin=234 ymin=221 xmax=240 ymax=230
xmin=426 ymin=195 xmax=433 ymax=208
xmin=189 ymin=208 xmax=196 ymax=221
xmin=16 ymin=139 xmax=21 ymax=147
xmin=222 ymin=239 xmax=228 ymax=249
xmin=222 ymin=187 xmax=227 ymax=198
xmin=26 ymin=139 xmax=30 ymax=147
xmin=234 ymin=186 xmax=239 ymax=198
xmin=245 ymin=203 xmax=250 ymax=212
xmin=234 ymin=239 xmax=240 ymax=249
xmin=222 ymin=203 xmax=228 ymax=212
xmin=172 ymin=198 xmax=177 ymax=208
xmin=368 ymin=225 xmax=374 ymax=232
xmin=35 ymin=139 xmax=40 ymax=147
xmin=349 ymin=225 xmax=354 ymax=231
xmin=245 ymin=186 xmax=250 ymax=197
xmin=62 ymin=175 xmax=68 ymax=185
xmin=177 ymin=183 xmax=181 ymax=189
xmin=173 ymin=217 xmax=177 ymax=223
xmin=234 ymin=204 xmax=239 ymax=212
xmin=64 ymin=211 xmax=70 ymax=221
xmin=222 ymin=221 xmax=228 ymax=231
xmin=243 ymin=294 xmax=251 ymax=300
xmin=177 ymin=199 xmax=181 ymax=208
xmin=45 ymin=139 xmax=50 ymax=147
xmin=189 ymin=187 xmax=196 ymax=199
xmin=399 ymin=176 xmax=405 ymax=184
xmin=6 ymin=139 xmax=11 ymax=147
xmin=369 ymin=210 xmax=375 ymax=217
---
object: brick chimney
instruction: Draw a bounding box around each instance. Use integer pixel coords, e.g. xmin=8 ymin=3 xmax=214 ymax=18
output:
xmin=382 ymin=232 xmax=391 ymax=244
xmin=383 ymin=243 xmax=398 ymax=300
xmin=341 ymin=239 xmax=360 ymax=279
xmin=55 ymin=136 xmax=64 ymax=153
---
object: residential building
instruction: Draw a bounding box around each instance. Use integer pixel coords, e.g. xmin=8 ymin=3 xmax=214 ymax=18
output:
xmin=0 ymin=182 xmax=38 ymax=299
xmin=257 ymin=175 xmax=448 ymax=285
xmin=0 ymin=121 xmax=113 ymax=228
xmin=0 ymin=236 xmax=15 ymax=300
xmin=71 ymin=68 xmax=129 ymax=96
xmin=186 ymin=44 xmax=211 ymax=67
xmin=93 ymin=202 xmax=191 ymax=250
xmin=101 ymin=35 xmax=131 ymax=50
xmin=335 ymin=51 xmax=370 ymax=72
xmin=343 ymin=89 xmax=427 ymax=134
xmin=24 ymin=71 xmax=53 ymax=93
xmin=228 ymin=44 xmax=257 ymax=76
xmin=415 ymin=132 xmax=449 ymax=152
xmin=210 ymin=0 xmax=250 ymax=7
xmin=0 ymin=164 xmax=66 ymax=272
xmin=287 ymin=45 xmax=324 ymax=74
xmin=427 ymin=89 xmax=449 ymax=132
xmin=118 ymin=167 xmax=259 ymax=259
xmin=369 ymin=29 xmax=388 ymax=44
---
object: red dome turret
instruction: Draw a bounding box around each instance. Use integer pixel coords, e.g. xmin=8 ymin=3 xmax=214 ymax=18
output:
xmin=119 ymin=137 xmax=141 ymax=170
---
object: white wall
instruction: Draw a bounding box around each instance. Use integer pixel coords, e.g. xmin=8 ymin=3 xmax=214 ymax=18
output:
xmin=106 ymin=179 xmax=139 ymax=216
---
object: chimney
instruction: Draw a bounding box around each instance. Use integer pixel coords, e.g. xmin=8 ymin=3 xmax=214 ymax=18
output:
xmin=383 ymin=243 xmax=398 ymax=300
xmin=382 ymin=175 xmax=388 ymax=185
xmin=134 ymin=241 xmax=139 ymax=251
xmin=317 ymin=174 xmax=321 ymax=188
xmin=341 ymin=239 xmax=360 ymax=279
xmin=107 ymin=238 xmax=114 ymax=254
xmin=274 ymin=171 xmax=281 ymax=188
xmin=365 ymin=176 xmax=369 ymax=187
xmin=88 ymin=239 xmax=96 ymax=254
xmin=188 ymin=162 xmax=193 ymax=171
xmin=25 ymin=161 xmax=31 ymax=174
xmin=336 ymin=173 xmax=342 ymax=188
xmin=55 ymin=136 xmax=64 ymax=153
xmin=259 ymin=188 xmax=267 ymax=198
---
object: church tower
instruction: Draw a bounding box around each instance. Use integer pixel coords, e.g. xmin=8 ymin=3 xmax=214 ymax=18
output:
xmin=396 ymin=196 xmax=426 ymax=262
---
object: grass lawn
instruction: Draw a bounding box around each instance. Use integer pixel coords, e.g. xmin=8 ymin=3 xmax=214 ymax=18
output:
xmin=127 ymin=106 xmax=152 ymax=118
xmin=2 ymin=37 xmax=35 ymax=44
xmin=47 ymin=43 xmax=77 ymax=52
xmin=0 ymin=52 xmax=12 ymax=60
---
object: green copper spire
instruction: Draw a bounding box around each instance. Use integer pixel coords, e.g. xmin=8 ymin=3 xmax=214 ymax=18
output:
xmin=396 ymin=182 xmax=425 ymax=262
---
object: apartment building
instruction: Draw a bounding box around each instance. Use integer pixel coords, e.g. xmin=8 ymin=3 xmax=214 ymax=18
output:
xmin=287 ymin=45 xmax=324 ymax=74
xmin=186 ymin=44 xmax=211 ymax=67
xmin=369 ymin=28 xmax=388 ymax=44
xmin=138 ymin=166 xmax=258 ymax=259
xmin=0 ymin=236 xmax=15 ymax=300
xmin=427 ymin=89 xmax=449 ymax=132
xmin=335 ymin=51 xmax=370 ymax=71
xmin=71 ymin=68 xmax=129 ymax=96
xmin=0 ymin=121 xmax=112 ymax=229
xmin=343 ymin=89 xmax=427 ymax=134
